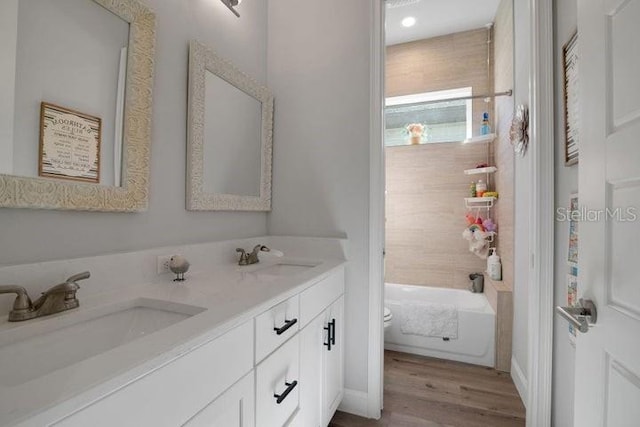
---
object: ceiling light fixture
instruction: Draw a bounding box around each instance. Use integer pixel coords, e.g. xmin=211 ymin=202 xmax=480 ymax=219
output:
xmin=402 ymin=16 xmax=416 ymax=28
xmin=221 ymin=0 xmax=242 ymax=18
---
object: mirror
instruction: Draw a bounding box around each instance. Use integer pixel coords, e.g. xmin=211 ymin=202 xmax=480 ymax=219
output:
xmin=187 ymin=40 xmax=274 ymax=211
xmin=0 ymin=0 xmax=156 ymax=211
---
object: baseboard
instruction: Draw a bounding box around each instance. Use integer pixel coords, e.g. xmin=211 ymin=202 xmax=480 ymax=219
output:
xmin=511 ymin=355 xmax=528 ymax=407
xmin=338 ymin=388 xmax=369 ymax=418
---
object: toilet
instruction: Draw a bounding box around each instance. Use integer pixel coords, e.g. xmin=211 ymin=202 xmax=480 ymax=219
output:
xmin=384 ymin=307 xmax=393 ymax=331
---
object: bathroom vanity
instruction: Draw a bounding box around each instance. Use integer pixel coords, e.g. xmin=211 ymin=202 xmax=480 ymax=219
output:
xmin=0 ymin=237 xmax=346 ymax=427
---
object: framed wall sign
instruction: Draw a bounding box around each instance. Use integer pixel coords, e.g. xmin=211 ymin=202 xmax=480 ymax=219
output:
xmin=563 ymin=31 xmax=579 ymax=166
xmin=39 ymin=102 xmax=101 ymax=183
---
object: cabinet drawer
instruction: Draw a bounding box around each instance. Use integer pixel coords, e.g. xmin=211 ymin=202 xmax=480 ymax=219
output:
xmin=299 ymin=269 xmax=344 ymax=328
xmin=255 ymin=295 xmax=299 ymax=363
xmin=255 ymin=334 xmax=300 ymax=427
xmin=54 ymin=321 xmax=254 ymax=427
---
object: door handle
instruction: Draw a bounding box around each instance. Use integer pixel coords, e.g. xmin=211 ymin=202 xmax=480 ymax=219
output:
xmin=556 ymin=298 xmax=597 ymax=333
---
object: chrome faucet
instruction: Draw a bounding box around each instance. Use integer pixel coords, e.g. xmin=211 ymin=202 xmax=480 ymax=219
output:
xmin=236 ymin=245 xmax=271 ymax=266
xmin=0 ymin=271 xmax=89 ymax=322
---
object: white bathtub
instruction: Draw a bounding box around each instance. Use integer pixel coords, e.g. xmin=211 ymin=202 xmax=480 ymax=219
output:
xmin=384 ymin=283 xmax=496 ymax=367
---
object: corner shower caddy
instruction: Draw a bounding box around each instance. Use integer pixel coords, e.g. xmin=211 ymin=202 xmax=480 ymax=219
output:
xmin=464 ymin=133 xmax=497 ymax=210
xmin=464 ymin=133 xmax=497 ymax=242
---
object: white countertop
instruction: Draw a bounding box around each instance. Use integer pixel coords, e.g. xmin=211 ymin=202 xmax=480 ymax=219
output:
xmin=0 ymin=256 xmax=346 ymax=426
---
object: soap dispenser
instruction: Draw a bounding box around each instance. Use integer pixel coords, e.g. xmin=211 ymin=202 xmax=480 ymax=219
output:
xmin=487 ymin=248 xmax=502 ymax=281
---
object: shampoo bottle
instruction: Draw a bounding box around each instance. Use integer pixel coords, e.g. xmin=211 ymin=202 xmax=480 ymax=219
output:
xmin=481 ymin=112 xmax=491 ymax=135
xmin=487 ymin=248 xmax=502 ymax=281
xmin=476 ymin=179 xmax=487 ymax=197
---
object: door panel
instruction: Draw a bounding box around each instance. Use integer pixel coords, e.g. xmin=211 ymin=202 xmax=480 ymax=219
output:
xmin=606 ymin=181 xmax=640 ymax=319
xmin=604 ymin=355 xmax=640 ymax=427
xmin=607 ymin=0 xmax=640 ymax=129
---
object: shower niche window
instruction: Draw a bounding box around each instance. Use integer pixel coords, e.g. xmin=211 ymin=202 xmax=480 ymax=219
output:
xmin=385 ymin=87 xmax=472 ymax=146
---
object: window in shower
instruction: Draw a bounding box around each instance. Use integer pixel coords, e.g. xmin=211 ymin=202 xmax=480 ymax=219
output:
xmin=385 ymin=87 xmax=473 ymax=146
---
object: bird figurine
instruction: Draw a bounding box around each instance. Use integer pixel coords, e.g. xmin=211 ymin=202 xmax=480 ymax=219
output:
xmin=169 ymin=255 xmax=190 ymax=282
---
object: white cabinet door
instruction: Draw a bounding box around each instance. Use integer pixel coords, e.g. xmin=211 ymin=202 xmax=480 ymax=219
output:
xmin=292 ymin=315 xmax=324 ymax=427
xmin=322 ymin=296 xmax=344 ymax=426
xmin=53 ymin=321 xmax=253 ymax=427
xmin=183 ymin=372 xmax=255 ymax=427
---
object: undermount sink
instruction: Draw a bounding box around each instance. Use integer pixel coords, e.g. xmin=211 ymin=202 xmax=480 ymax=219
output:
xmin=0 ymin=298 xmax=205 ymax=386
xmin=253 ymin=261 xmax=319 ymax=278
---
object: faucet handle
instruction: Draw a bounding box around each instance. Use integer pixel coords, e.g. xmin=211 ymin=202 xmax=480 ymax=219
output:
xmin=66 ymin=271 xmax=90 ymax=284
xmin=43 ymin=282 xmax=79 ymax=296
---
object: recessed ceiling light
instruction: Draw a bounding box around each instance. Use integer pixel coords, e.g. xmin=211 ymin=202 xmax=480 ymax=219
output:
xmin=402 ymin=17 xmax=416 ymax=28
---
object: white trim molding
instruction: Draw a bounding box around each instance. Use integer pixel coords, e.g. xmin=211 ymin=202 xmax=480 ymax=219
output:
xmin=512 ymin=355 xmax=529 ymax=407
xmin=338 ymin=388 xmax=370 ymax=419
xmin=367 ymin=0 xmax=385 ymax=419
xmin=366 ymin=1 xmax=556 ymax=424
xmin=527 ymin=0 xmax=555 ymax=426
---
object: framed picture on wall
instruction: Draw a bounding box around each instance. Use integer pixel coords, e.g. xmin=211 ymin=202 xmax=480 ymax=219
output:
xmin=39 ymin=102 xmax=101 ymax=183
xmin=563 ymin=31 xmax=579 ymax=166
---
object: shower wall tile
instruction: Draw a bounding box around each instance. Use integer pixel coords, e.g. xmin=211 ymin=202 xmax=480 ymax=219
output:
xmin=386 ymin=28 xmax=493 ymax=135
xmin=385 ymin=142 xmax=490 ymax=288
xmin=494 ymin=0 xmax=515 ymax=289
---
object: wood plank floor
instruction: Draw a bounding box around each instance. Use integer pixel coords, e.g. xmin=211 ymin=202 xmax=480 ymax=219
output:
xmin=329 ymin=351 xmax=525 ymax=427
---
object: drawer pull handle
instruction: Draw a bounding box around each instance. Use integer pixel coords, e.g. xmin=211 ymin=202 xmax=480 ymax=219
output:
xmin=274 ymin=318 xmax=298 ymax=335
xmin=274 ymin=380 xmax=298 ymax=404
xmin=324 ymin=319 xmax=336 ymax=351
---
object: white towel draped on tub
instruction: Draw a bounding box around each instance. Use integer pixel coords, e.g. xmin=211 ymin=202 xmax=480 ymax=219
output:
xmin=400 ymin=302 xmax=458 ymax=339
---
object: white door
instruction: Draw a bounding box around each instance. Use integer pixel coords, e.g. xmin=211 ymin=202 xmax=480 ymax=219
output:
xmin=574 ymin=0 xmax=640 ymax=426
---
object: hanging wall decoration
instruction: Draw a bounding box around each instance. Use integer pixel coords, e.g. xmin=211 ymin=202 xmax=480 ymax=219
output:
xmin=510 ymin=104 xmax=529 ymax=157
xmin=563 ymin=31 xmax=579 ymax=166
xmin=39 ymin=103 xmax=101 ymax=183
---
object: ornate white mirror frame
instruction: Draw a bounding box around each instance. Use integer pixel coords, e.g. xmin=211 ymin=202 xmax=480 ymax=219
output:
xmin=0 ymin=0 xmax=156 ymax=212
xmin=187 ymin=40 xmax=274 ymax=211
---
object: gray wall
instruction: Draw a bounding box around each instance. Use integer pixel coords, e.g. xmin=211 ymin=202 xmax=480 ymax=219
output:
xmin=267 ymin=0 xmax=372 ymax=393
xmin=0 ymin=0 xmax=19 ymax=174
xmin=12 ymin=0 xmax=129 ymax=185
xmin=512 ymin=0 xmax=531 ymax=389
xmin=0 ymin=0 xmax=269 ymax=266
xmin=552 ymin=0 xmax=578 ymax=425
